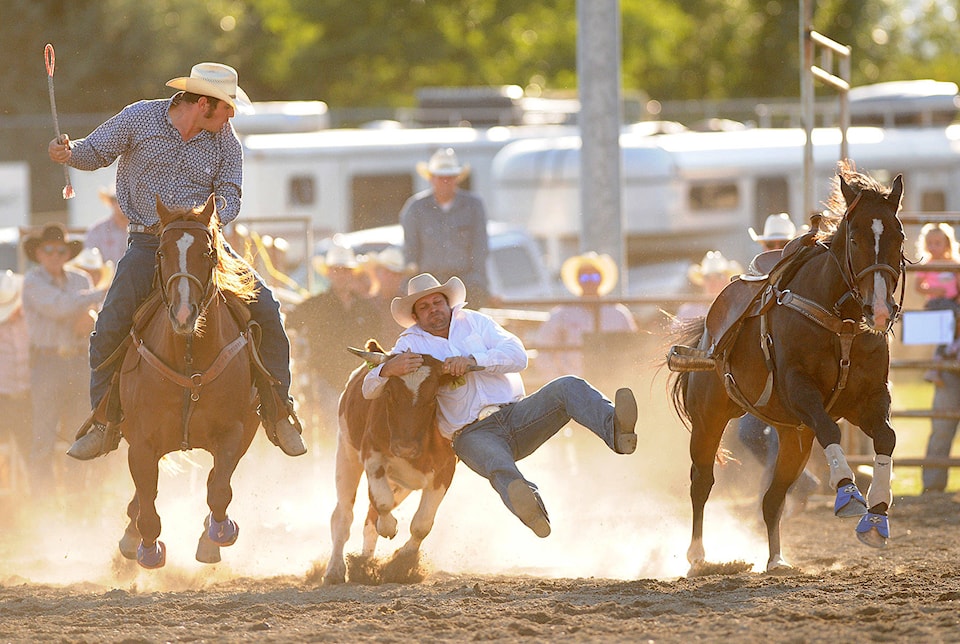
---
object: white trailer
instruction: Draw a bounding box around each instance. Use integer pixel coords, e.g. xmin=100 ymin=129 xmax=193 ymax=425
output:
xmin=491 ymin=124 xmax=960 ymax=270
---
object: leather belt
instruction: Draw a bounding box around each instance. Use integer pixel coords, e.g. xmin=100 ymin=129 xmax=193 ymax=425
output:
xmin=128 ymin=223 xmax=160 ymax=234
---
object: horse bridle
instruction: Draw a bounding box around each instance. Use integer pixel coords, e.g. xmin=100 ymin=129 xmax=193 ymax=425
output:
xmin=829 ymin=191 xmax=906 ymax=332
xmin=156 ymin=219 xmax=220 ymax=317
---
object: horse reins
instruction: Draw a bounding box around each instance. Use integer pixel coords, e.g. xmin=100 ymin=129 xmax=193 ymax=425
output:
xmin=133 ymin=218 xmax=249 ymax=450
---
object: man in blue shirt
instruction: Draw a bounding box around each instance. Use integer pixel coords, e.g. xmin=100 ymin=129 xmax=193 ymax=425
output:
xmin=47 ymin=62 xmax=306 ymax=460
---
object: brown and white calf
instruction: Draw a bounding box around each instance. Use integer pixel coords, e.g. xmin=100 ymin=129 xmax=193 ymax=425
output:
xmin=322 ymin=340 xmax=479 ymax=585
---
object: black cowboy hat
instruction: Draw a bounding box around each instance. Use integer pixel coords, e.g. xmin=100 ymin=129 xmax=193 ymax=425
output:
xmin=23 ymin=223 xmax=83 ymax=263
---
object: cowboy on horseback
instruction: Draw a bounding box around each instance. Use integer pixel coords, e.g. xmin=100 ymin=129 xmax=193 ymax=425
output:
xmin=46 ymin=62 xmax=306 ymax=459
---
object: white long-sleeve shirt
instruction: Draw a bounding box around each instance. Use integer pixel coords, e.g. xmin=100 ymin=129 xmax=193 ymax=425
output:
xmin=363 ymin=304 xmax=527 ymax=438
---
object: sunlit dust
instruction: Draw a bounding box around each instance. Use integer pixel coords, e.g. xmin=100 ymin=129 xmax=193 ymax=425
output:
xmin=0 ymin=345 xmax=783 ymax=590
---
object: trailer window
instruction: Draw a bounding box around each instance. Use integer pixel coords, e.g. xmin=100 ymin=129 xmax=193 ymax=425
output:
xmin=921 ymin=190 xmax=946 ymax=212
xmin=289 ymin=176 xmax=316 ymax=207
xmin=689 ymin=182 xmax=739 ymax=211
xmin=351 ymin=174 xmax=415 ymax=231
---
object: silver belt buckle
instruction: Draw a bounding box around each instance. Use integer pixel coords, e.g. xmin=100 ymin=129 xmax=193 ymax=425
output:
xmin=477 ymin=404 xmax=501 ymax=421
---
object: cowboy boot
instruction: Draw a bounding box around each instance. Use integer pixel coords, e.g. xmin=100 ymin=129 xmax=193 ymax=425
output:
xmin=67 ymin=414 xmax=121 ymax=460
xmin=258 ymin=383 xmax=306 ymax=457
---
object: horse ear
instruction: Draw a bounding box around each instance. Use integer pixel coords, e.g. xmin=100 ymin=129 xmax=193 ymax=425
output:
xmin=198 ymin=194 xmax=217 ymax=226
xmin=156 ymin=195 xmax=173 ymax=226
xmin=887 ymin=174 xmax=904 ymax=209
xmin=839 ymin=175 xmax=857 ymax=206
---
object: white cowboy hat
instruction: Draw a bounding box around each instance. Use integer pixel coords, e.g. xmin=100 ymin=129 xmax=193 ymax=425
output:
xmin=416 ymin=148 xmax=471 ymax=181
xmin=749 ymin=213 xmax=797 ymax=243
xmin=312 ymin=244 xmax=359 ymax=275
xmin=560 ymin=252 xmax=619 ymax=297
xmin=688 ymin=251 xmax=743 ymax=286
xmin=0 ymin=270 xmax=23 ymax=323
xmin=391 ymin=273 xmax=466 ymax=328
xmin=371 ymin=246 xmax=414 ymax=274
xmin=166 ymin=62 xmax=251 ymax=111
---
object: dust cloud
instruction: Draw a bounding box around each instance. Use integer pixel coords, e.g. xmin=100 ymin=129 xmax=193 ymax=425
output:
xmin=0 ymin=344 xmax=775 ymax=590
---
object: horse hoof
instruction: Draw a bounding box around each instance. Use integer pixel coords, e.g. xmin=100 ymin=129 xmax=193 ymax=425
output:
xmin=765 ymin=556 xmax=793 ymax=573
xmin=119 ymin=526 xmax=140 ymax=560
xmin=206 ymin=514 xmax=239 ymax=547
xmin=137 ymin=541 xmax=166 ymax=569
xmin=834 ymin=483 xmax=868 ymax=518
xmin=855 ymin=512 xmax=889 ymax=548
xmin=196 ymin=532 xmax=222 ymax=564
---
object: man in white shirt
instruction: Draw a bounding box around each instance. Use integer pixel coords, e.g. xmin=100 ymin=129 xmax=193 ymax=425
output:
xmin=363 ymin=273 xmax=638 ymax=538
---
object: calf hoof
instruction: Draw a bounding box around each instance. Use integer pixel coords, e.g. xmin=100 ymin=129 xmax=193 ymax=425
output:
xmin=855 ymin=512 xmax=889 ymax=548
xmin=137 ymin=541 xmax=166 ymax=569
xmin=196 ymin=531 xmax=222 ymax=564
xmin=323 ymin=563 xmax=346 ymax=586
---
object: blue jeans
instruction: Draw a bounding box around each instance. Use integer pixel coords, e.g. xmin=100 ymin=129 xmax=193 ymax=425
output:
xmin=738 ymin=413 xmax=820 ymax=497
xmin=89 ymin=232 xmax=291 ymax=408
xmin=923 ymin=369 xmax=960 ymax=492
xmin=451 ymin=376 xmax=617 ymax=515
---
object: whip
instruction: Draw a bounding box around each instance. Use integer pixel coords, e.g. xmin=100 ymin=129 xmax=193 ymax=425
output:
xmin=44 ymin=43 xmax=75 ymax=200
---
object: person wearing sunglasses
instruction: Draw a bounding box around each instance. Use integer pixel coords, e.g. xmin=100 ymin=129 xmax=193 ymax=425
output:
xmin=21 ymin=224 xmax=107 ymax=499
xmin=530 ymin=252 xmax=637 ymax=386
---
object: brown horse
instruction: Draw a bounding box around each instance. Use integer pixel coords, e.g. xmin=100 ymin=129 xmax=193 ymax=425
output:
xmin=117 ymin=195 xmax=261 ymax=569
xmin=669 ymin=161 xmax=905 ymax=573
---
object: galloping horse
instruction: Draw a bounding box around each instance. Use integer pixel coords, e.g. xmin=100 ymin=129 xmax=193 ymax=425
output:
xmin=669 ymin=161 xmax=905 ymax=573
xmin=117 ymin=195 xmax=262 ymax=569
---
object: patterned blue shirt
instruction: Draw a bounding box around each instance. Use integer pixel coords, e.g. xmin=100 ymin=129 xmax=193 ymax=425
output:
xmin=67 ymin=98 xmax=243 ymax=227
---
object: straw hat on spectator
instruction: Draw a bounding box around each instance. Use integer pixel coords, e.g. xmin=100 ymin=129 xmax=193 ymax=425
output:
xmin=416 ymin=148 xmax=471 ymax=182
xmin=312 ymin=244 xmax=359 ymax=276
xmin=560 ymin=252 xmax=619 ymax=297
xmin=749 ymin=213 xmax=797 ymax=243
xmin=70 ymin=247 xmax=115 ymax=288
xmin=0 ymin=270 xmax=23 ymax=323
xmin=688 ymin=251 xmax=743 ymax=286
xmin=370 ymin=247 xmax=415 ymax=274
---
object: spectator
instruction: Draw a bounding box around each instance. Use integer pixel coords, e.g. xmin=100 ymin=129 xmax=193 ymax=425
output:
xmin=401 ymin=148 xmax=491 ymax=307
xmin=364 ymin=246 xmax=414 ymax=345
xmin=21 ymin=224 xmax=106 ymax=498
xmin=915 ymin=224 xmax=960 ymax=494
xmin=286 ymin=244 xmax=381 ymax=436
xmin=84 ymin=186 xmax=129 ymax=266
xmin=532 ymin=251 xmax=637 ymax=382
xmin=914 ymin=222 xmax=960 ymax=311
xmin=675 ymin=251 xmax=742 ymax=322
xmin=748 ymin=212 xmax=796 ymax=253
xmin=0 ymin=270 xmax=32 ymax=479
xmin=69 ymin=247 xmax=113 ymax=291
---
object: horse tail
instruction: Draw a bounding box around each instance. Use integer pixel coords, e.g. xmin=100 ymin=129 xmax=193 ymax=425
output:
xmin=665 ymin=315 xmax=707 ymax=430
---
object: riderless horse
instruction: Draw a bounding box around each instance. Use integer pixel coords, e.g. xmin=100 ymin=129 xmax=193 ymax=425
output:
xmin=668 ymin=161 xmax=905 ymax=573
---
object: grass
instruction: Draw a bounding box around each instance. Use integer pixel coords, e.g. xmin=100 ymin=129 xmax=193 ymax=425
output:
xmin=887 ymin=374 xmax=960 ymax=496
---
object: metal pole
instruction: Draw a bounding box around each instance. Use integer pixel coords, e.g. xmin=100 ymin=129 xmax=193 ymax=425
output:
xmin=800 ymin=0 xmax=815 ymax=221
xmin=577 ymin=0 xmax=625 ymax=294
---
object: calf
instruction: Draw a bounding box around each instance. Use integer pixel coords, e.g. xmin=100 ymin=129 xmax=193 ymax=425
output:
xmin=323 ymin=340 xmax=480 ymax=585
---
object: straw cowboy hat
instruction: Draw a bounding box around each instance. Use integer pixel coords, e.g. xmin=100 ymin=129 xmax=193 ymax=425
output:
xmin=23 ymin=223 xmax=83 ymax=263
xmin=416 ymin=148 xmax=471 ymax=181
xmin=371 ymin=246 xmax=415 ymax=274
xmin=312 ymin=243 xmax=360 ymax=276
xmin=166 ymin=62 xmax=251 ymax=111
xmin=688 ymin=251 xmax=743 ymax=286
xmin=749 ymin=213 xmax=797 ymax=243
xmin=560 ymin=252 xmax=619 ymax=297
xmin=70 ymin=247 xmax=115 ymax=288
xmin=0 ymin=270 xmax=23 ymax=323
xmin=391 ymin=273 xmax=466 ymax=328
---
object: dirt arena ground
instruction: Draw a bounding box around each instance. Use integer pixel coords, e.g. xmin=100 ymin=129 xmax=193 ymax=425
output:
xmin=2 ymin=354 xmax=960 ymax=643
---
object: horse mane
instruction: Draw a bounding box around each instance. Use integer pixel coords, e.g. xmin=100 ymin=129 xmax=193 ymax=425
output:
xmin=165 ymin=208 xmax=259 ymax=302
xmin=813 ymin=159 xmax=895 ymax=244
